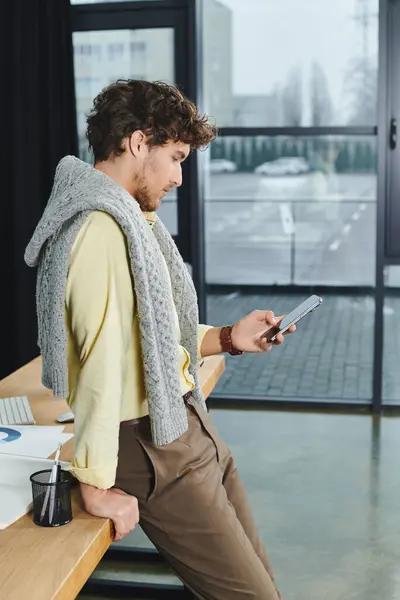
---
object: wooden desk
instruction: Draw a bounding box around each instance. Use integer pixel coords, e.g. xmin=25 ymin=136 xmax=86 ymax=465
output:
xmin=0 ymin=355 xmax=225 ymax=600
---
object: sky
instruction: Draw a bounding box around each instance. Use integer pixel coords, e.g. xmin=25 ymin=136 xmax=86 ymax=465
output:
xmin=215 ymin=0 xmax=379 ymax=121
xmin=71 ymin=0 xmax=380 ymax=124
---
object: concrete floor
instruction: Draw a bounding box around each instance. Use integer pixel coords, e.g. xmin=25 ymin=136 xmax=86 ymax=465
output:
xmin=80 ymin=408 xmax=400 ymax=600
xmin=215 ymin=409 xmax=400 ymax=600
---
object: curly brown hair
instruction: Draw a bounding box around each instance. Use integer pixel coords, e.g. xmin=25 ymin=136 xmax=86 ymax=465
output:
xmin=86 ymin=79 xmax=218 ymax=162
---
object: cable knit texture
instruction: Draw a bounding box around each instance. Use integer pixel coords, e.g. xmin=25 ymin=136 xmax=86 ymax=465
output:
xmin=24 ymin=155 xmax=206 ymax=446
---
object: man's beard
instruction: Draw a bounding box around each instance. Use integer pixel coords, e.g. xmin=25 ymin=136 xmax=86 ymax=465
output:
xmin=133 ymin=175 xmax=158 ymax=212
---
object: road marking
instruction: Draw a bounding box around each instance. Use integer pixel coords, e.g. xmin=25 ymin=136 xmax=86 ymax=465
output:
xmin=227 ymin=292 xmax=239 ymax=300
xmin=330 ymin=222 xmax=352 ymax=251
xmin=342 ymin=224 xmax=351 ymax=235
xmin=249 ymin=235 xmax=269 ymax=243
xmin=279 ymin=204 xmax=295 ymax=235
xmin=352 ymin=212 xmax=360 ymax=221
xmin=329 ymin=239 xmax=341 ymax=251
xmin=248 ymin=235 xmax=285 ymax=243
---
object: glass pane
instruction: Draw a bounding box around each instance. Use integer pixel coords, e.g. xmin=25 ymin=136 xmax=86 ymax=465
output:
xmin=208 ymin=292 xmax=374 ymax=401
xmin=383 ymin=266 xmax=400 ymax=404
xmin=207 ymin=291 xmax=374 ymax=401
xmin=72 ymin=28 xmax=177 ymax=235
xmin=205 ymin=136 xmax=376 ymax=286
xmin=203 ymin=0 xmax=379 ymax=126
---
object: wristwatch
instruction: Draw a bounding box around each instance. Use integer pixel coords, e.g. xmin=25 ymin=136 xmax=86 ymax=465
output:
xmin=219 ymin=325 xmax=243 ymax=356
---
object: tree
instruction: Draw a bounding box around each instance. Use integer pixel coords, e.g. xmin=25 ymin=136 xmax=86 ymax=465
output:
xmin=267 ymin=138 xmax=278 ymax=162
xmin=240 ymin=138 xmax=250 ymax=172
xmin=335 ymin=142 xmax=351 ymax=173
xmin=210 ymin=138 xmax=222 ymax=159
xmin=303 ymin=139 xmax=312 ymax=162
xmin=251 ymin=137 xmax=266 ymax=170
xmin=310 ymin=61 xmax=333 ymax=126
xmin=288 ymin=140 xmax=299 ymax=157
xmin=250 ymin=137 xmax=258 ymax=170
xmin=226 ymin=138 xmax=236 ymax=163
xmin=364 ymin=142 xmax=375 ymax=172
xmin=233 ymin=139 xmax=246 ymax=171
xmin=280 ymin=139 xmax=291 ymax=157
xmin=354 ymin=141 xmax=363 ymax=172
xmin=281 ymin=66 xmax=303 ymax=126
xmin=345 ymin=57 xmax=377 ymax=125
xmin=259 ymin=138 xmax=276 ymax=164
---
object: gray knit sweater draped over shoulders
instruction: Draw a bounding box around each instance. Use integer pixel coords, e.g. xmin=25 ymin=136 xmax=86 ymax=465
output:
xmin=24 ymin=155 xmax=206 ymax=446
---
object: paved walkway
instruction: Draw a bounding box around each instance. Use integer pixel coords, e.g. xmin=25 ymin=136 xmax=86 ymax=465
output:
xmin=207 ymin=293 xmax=400 ymax=403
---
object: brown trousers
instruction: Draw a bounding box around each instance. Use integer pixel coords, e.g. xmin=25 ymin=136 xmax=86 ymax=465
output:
xmin=115 ymin=397 xmax=281 ymax=600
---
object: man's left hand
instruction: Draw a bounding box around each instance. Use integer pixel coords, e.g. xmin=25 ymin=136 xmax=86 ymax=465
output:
xmin=231 ymin=310 xmax=296 ymax=354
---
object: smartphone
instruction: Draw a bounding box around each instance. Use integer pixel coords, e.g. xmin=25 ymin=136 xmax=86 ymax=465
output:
xmin=263 ymin=294 xmax=323 ymax=343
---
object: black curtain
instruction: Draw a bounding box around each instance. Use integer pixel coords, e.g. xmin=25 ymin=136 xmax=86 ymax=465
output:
xmin=1 ymin=0 xmax=78 ymax=379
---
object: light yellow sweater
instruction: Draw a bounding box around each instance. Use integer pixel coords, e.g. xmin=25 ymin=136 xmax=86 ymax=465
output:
xmin=65 ymin=211 xmax=211 ymax=488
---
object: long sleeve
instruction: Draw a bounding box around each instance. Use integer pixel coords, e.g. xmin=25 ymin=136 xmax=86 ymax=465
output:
xmin=197 ymin=324 xmax=213 ymax=360
xmin=66 ymin=211 xmax=134 ymax=489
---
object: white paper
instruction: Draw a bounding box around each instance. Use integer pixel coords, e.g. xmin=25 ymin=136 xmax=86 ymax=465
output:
xmin=0 ymin=454 xmax=70 ymax=529
xmin=0 ymin=426 xmax=74 ymax=459
xmin=57 ymin=433 xmax=74 ymax=446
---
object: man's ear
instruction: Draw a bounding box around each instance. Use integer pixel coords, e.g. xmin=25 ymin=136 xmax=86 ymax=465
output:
xmin=128 ymin=130 xmax=146 ymax=157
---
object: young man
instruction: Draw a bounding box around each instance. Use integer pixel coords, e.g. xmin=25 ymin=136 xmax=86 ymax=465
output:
xmin=25 ymin=80 xmax=294 ymax=599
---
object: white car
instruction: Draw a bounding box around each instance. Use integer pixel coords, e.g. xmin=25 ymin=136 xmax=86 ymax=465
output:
xmin=209 ymin=159 xmax=237 ymax=173
xmin=255 ymin=157 xmax=309 ymax=176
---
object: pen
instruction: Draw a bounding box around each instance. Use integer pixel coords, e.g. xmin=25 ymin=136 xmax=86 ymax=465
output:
xmin=48 ymin=443 xmax=62 ymax=525
xmin=40 ymin=443 xmax=62 ymax=524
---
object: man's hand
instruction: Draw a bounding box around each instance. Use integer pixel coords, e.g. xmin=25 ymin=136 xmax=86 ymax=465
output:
xmin=231 ymin=310 xmax=296 ymax=354
xmin=80 ymin=483 xmax=139 ymax=541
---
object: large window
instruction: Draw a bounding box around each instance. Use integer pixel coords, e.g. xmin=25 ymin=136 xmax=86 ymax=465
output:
xmin=205 ymin=135 xmax=377 ymax=286
xmin=208 ymin=292 xmax=374 ymax=401
xmin=72 ymin=28 xmax=177 ymax=235
xmin=203 ymin=0 xmax=379 ymax=404
xmin=71 ymin=0 xmax=398 ymax=409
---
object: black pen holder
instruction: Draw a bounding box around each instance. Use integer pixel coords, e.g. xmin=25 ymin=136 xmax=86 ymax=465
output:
xmin=30 ymin=469 xmax=73 ymax=527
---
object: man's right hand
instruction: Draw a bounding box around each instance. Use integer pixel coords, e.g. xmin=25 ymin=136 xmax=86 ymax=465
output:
xmin=80 ymin=482 xmax=139 ymax=541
